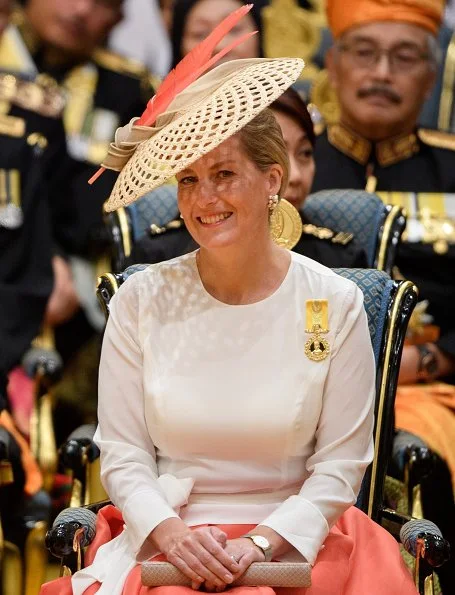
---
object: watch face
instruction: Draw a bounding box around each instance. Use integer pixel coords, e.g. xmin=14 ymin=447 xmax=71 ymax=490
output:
xmin=252 ymin=536 xmax=269 ymax=549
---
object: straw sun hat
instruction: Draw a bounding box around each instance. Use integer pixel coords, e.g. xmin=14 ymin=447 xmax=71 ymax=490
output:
xmin=101 ymin=56 xmax=304 ymax=213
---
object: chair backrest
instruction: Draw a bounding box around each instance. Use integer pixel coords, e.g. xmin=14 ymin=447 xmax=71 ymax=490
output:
xmin=303 ymin=190 xmax=406 ymax=274
xmin=97 ymin=264 xmax=149 ymax=320
xmin=333 ymin=268 xmax=418 ymax=520
xmin=97 ymin=265 xmax=417 ymax=522
xmin=104 ymin=185 xmax=179 ymax=272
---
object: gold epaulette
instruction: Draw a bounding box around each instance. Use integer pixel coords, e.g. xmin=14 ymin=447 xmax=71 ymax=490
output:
xmin=0 ymin=73 xmax=65 ymax=118
xmin=149 ymin=219 xmax=184 ymax=236
xmin=314 ymin=122 xmax=326 ymax=136
xmin=306 ymin=102 xmax=326 ymax=136
xmin=0 ymin=113 xmax=25 ymax=137
xmin=302 ymin=223 xmax=353 ymax=245
xmin=418 ymin=128 xmax=455 ymax=151
xmin=93 ymin=48 xmax=148 ymax=79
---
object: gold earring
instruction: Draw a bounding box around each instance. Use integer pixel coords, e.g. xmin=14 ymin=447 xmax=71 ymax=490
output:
xmin=269 ymin=198 xmax=303 ymax=250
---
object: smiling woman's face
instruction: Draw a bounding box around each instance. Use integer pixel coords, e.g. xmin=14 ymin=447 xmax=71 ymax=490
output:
xmin=176 ymin=134 xmax=282 ymax=250
xmin=272 ymin=109 xmax=315 ymax=211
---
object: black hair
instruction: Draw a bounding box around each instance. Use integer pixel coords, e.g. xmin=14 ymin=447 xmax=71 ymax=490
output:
xmin=271 ymin=87 xmax=315 ymax=147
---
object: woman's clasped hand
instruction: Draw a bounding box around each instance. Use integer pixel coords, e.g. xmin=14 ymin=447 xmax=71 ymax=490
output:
xmin=151 ymin=521 xmax=265 ymax=591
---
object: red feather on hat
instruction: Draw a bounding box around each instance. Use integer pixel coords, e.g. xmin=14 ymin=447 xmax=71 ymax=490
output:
xmin=89 ymin=4 xmax=256 ymax=185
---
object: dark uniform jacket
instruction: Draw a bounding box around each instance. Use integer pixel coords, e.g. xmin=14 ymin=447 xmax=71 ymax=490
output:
xmin=129 ymin=219 xmax=367 ymax=269
xmin=312 ymin=123 xmax=455 ymax=359
xmin=0 ymin=10 xmax=154 ymax=258
xmin=0 ymin=78 xmax=66 ymax=406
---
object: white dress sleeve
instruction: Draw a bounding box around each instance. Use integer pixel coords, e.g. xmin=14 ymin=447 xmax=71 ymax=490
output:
xmin=95 ymin=275 xmax=180 ymax=557
xmin=261 ymin=283 xmax=375 ymax=565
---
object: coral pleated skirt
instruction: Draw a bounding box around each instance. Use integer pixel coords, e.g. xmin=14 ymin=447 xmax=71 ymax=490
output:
xmin=41 ymin=505 xmax=417 ymax=595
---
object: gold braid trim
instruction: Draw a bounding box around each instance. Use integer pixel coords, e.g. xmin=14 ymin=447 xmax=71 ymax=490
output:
xmin=0 ymin=73 xmax=65 ymax=118
xmin=418 ymin=128 xmax=455 ymax=151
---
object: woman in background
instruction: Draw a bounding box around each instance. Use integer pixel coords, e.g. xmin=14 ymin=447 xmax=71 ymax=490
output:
xmin=170 ymin=0 xmax=264 ymax=67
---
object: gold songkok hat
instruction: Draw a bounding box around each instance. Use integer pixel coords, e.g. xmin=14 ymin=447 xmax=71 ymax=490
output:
xmin=89 ymin=5 xmax=304 ymax=212
xmin=326 ymin=0 xmax=444 ymax=39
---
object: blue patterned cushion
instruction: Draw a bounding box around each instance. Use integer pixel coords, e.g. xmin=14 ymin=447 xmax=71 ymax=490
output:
xmin=333 ymin=268 xmax=393 ymax=365
xmin=127 ymin=185 xmax=179 ymax=242
xmin=123 ymin=263 xmax=149 ymax=281
xmin=303 ymin=190 xmax=386 ymax=266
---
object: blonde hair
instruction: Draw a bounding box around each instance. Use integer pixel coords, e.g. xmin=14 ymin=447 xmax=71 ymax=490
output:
xmin=238 ymin=108 xmax=290 ymax=195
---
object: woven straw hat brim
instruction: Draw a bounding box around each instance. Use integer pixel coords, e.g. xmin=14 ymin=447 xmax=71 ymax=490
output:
xmin=104 ymin=57 xmax=304 ymax=212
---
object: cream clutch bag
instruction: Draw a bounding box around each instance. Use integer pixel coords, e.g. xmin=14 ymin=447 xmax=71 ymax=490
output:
xmin=141 ymin=561 xmax=312 ymax=588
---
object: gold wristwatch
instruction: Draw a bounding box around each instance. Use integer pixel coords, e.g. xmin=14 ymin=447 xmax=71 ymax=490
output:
xmin=242 ymin=535 xmax=273 ymax=561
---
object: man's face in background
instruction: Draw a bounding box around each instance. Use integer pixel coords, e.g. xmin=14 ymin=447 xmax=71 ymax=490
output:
xmin=25 ymin=0 xmax=123 ymax=59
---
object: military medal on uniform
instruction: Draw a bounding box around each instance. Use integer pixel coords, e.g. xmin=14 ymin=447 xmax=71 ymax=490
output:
xmin=305 ymin=299 xmax=330 ymax=361
xmin=0 ymin=167 xmax=22 ymax=229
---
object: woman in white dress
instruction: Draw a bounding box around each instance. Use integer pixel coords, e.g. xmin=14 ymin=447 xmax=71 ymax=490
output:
xmin=41 ymin=7 xmax=418 ymax=594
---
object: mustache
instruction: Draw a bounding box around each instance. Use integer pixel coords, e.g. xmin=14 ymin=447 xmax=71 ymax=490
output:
xmin=357 ymin=86 xmax=402 ymax=104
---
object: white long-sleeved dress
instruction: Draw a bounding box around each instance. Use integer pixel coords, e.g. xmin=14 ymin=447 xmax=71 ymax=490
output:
xmin=72 ymin=250 xmax=375 ymax=594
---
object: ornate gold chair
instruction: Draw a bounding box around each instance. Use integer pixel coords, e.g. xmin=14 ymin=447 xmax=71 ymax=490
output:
xmin=46 ymin=265 xmax=450 ymax=594
xmin=0 ymin=424 xmax=50 ymax=595
xmin=23 ymin=328 xmax=62 ymax=494
xmin=0 ymin=323 xmax=64 ymax=595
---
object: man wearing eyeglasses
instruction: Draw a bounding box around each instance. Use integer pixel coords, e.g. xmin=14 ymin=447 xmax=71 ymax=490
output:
xmin=311 ymin=2 xmax=455 ymax=590
xmin=313 ymin=2 xmax=455 ymax=389
xmin=313 ymin=0 xmax=451 ymax=196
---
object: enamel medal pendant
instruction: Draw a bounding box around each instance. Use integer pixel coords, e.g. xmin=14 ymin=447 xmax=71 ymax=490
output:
xmin=304 ymin=300 xmax=330 ymax=362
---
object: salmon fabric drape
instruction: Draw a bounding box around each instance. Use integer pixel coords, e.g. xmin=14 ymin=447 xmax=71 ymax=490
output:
xmin=40 ymin=505 xmax=417 ymax=595
xmin=395 ymin=382 xmax=455 ymax=489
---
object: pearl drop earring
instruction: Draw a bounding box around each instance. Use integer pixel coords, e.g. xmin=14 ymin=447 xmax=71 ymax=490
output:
xmin=268 ymin=194 xmax=279 ymax=212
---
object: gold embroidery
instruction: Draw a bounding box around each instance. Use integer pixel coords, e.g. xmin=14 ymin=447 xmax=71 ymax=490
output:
xmin=365 ymin=175 xmax=378 ymax=193
xmin=417 ymin=128 xmax=455 ymax=151
xmin=0 ymin=113 xmax=25 ymax=137
xmin=310 ymin=69 xmax=340 ymax=126
xmin=302 ymin=223 xmax=334 ymax=240
xmin=302 ymin=223 xmax=354 ymax=244
xmin=328 ymin=124 xmax=371 ymax=165
xmin=150 ymin=219 xmax=184 ymax=236
xmin=9 ymin=169 xmax=21 ymax=207
xmin=376 ymin=132 xmax=419 ymax=166
xmin=262 ymin=0 xmax=322 ymax=81
xmin=63 ymin=65 xmax=98 ymax=137
xmin=0 ymin=168 xmax=22 ymax=229
xmin=438 ymin=32 xmax=455 ymax=131
xmin=27 ymin=132 xmax=48 ymax=150
xmin=332 ymin=231 xmax=354 ymax=245
xmin=0 ymin=169 xmax=7 ymax=206
xmin=328 ymin=123 xmax=422 ymax=166
xmin=93 ymin=48 xmax=148 ymax=79
xmin=377 ymin=191 xmax=455 ymax=251
xmin=0 ymin=73 xmax=65 ymax=118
